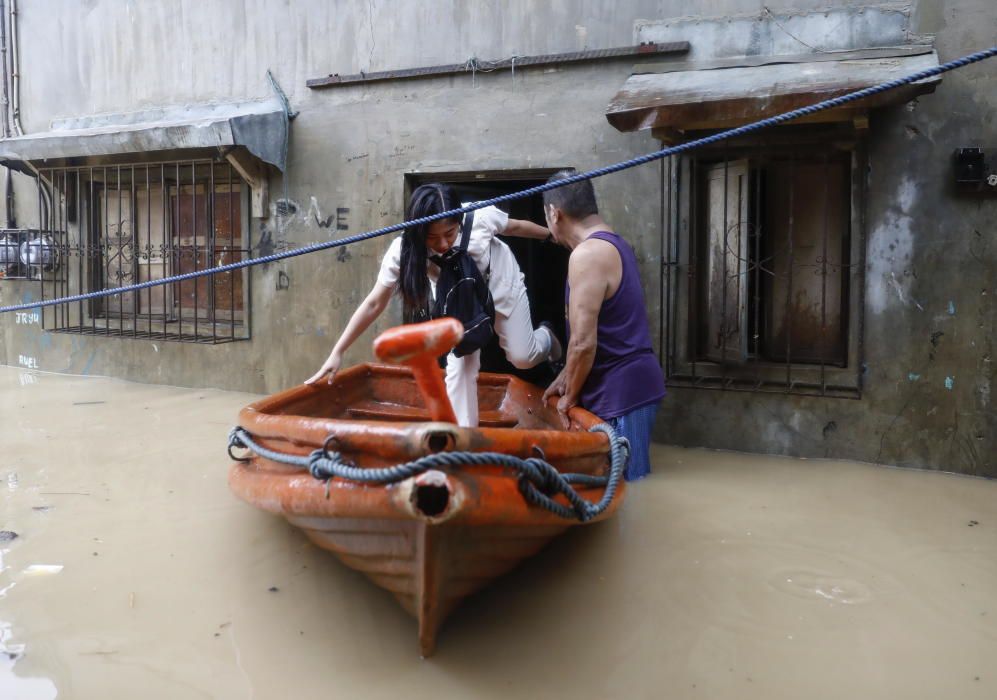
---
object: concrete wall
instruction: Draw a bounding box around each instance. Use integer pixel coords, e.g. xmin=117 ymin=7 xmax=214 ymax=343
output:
xmin=1 ymin=0 xmax=995 ymax=476
xmin=652 ymin=1 xmax=997 ymax=476
xmin=0 ymin=0 xmax=677 ymax=389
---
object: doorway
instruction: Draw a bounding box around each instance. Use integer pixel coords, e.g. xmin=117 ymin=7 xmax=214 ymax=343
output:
xmin=406 ymin=170 xmax=570 ymax=386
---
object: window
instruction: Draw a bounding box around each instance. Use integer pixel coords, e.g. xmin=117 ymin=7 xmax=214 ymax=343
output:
xmin=36 ymin=160 xmax=251 ymax=343
xmin=662 ymin=135 xmax=865 ymax=397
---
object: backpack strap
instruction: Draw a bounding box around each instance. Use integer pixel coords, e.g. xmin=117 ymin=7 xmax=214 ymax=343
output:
xmin=461 ymin=208 xmax=488 ymax=284
xmin=458 ymin=209 xmax=474 ymax=252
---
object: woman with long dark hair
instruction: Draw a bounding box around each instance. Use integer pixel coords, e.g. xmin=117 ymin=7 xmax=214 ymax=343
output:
xmin=306 ymin=182 xmax=561 ymax=427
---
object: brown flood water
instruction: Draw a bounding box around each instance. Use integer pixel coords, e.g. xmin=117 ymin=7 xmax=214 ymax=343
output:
xmin=2 ymin=365 xmax=997 ymax=699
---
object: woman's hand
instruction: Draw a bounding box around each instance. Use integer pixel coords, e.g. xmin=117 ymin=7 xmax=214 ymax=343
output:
xmin=305 ymin=349 xmax=343 ymax=385
xmin=304 ymin=283 xmax=393 ymax=386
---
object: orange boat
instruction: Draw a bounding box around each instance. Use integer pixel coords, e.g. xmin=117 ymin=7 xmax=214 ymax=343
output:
xmin=227 ymin=318 xmax=627 ymax=655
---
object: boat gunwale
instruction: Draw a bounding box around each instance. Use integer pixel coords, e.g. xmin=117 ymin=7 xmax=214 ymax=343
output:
xmin=237 ymin=363 xmax=611 ymax=464
xmin=228 ymin=462 xmax=623 ymax=526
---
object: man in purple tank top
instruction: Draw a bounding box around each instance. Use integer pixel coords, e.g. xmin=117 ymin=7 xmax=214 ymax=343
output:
xmin=541 ymin=171 xmax=666 ymax=480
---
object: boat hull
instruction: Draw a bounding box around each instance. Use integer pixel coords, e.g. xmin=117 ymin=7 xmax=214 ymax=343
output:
xmin=290 ymin=515 xmax=567 ymax=656
xmin=228 ymin=363 xmax=624 ymax=655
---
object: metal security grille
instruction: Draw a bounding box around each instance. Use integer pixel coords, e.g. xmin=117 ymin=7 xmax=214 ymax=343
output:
xmin=660 ymin=139 xmax=866 ymax=398
xmin=36 ymin=160 xmax=251 ymax=343
xmin=0 ymin=228 xmax=44 ymax=279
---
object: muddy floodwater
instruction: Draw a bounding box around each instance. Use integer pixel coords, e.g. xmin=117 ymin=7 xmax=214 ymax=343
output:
xmin=2 ymin=365 xmax=997 ymax=699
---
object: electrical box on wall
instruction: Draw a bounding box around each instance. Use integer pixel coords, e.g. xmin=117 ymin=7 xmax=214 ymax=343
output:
xmin=0 ymin=228 xmax=58 ymax=280
xmin=953 ymin=148 xmax=997 ymax=191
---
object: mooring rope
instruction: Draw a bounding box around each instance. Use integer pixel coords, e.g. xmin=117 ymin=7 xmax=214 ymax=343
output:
xmin=228 ymin=424 xmax=629 ymax=521
xmin=1 ymin=45 xmax=994 ymax=316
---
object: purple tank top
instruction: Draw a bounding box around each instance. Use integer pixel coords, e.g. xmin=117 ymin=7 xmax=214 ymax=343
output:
xmin=566 ymin=231 xmax=666 ymax=419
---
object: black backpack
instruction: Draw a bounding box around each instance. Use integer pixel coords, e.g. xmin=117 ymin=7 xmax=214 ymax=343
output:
xmin=429 ymin=210 xmax=496 ymax=358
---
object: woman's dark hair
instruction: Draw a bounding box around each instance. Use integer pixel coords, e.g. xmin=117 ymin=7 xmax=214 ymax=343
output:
xmin=400 ymin=183 xmax=463 ymax=322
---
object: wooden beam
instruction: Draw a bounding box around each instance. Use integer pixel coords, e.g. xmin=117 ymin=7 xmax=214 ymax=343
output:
xmin=651 ymin=126 xmax=686 ymax=145
xmin=225 ymin=149 xmax=269 ymax=218
xmin=637 ymin=45 xmax=936 ymax=76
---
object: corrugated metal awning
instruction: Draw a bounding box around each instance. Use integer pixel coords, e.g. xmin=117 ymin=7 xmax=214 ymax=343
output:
xmin=0 ymin=97 xmax=288 ymax=171
xmin=606 ymin=50 xmax=941 ymax=134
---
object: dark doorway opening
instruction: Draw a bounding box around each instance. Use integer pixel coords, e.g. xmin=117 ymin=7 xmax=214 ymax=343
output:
xmin=406 ymin=170 xmax=570 ymax=386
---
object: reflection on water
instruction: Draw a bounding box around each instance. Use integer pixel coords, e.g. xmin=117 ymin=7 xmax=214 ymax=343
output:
xmin=2 ymin=620 xmax=57 ymax=700
xmin=1 ymin=366 xmax=996 ymax=699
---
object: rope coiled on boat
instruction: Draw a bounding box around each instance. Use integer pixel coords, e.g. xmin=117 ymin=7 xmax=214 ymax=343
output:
xmin=227 ymin=424 xmax=629 ymax=522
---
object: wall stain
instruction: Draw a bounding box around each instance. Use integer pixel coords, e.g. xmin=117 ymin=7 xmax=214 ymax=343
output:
xmin=929 ymin=331 xmax=944 ymax=361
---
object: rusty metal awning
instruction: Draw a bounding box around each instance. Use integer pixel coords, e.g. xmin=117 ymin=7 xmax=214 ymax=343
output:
xmin=606 ymin=50 xmax=941 ymax=135
xmin=0 ymin=97 xmax=288 ymax=171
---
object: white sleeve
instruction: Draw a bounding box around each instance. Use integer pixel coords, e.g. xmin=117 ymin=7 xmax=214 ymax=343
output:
xmin=375 ymin=237 xmax=403 ymax=290
xmin=475 ymin=204 xmax=509 ymax=238
xmin=464 ymin=204 xmax=509 ymax=265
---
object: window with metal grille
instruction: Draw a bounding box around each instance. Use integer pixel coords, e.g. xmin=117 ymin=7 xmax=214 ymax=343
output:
xmin=661 ymin=136 xmax=865 ymax=397
xmin=36 ymin=159 xmax=251 ymax=343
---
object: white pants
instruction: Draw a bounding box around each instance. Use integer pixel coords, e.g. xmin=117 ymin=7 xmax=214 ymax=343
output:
xmin=445 ymin=290 xmax=553 ymax=427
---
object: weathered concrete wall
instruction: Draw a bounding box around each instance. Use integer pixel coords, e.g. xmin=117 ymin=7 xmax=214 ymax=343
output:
xmin=0 ymin=0 xmax=679 ymax=388
xmin=654 ymin=1 xmax=997 ymax=476
xmin=1 ymin=0 xmax=995 ymax=476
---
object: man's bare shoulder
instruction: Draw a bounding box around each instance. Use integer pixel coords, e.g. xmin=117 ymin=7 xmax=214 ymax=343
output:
xmin=571 ymin=235 xmax=618 ymax=269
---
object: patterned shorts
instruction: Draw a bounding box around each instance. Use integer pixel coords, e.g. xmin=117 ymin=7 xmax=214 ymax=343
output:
xmin=609 ymin=402 xmax=660 ymax=482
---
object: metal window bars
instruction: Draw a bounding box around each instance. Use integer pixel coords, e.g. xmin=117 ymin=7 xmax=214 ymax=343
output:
xmin=661 ymin=141 xmax=864 ymax=398
xmin=33 ymin=159 xmax=251 ymax=343
xmin=0 ymin=227 xmax=48 ymax=279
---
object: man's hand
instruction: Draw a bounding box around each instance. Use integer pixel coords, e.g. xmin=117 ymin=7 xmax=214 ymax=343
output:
xmin=544 ymin=372 xmax=575 ymax=428
xmin=555 ymin=393 xmax=577 ymax=429
xmin=542 ymin=371 xmax=566 ymax=404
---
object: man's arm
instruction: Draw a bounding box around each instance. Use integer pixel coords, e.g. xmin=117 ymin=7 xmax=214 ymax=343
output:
xmin=554 ymin=242 xmax=611 ymax=427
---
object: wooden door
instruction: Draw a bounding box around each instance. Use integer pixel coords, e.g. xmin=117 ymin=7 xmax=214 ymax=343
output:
xmin=171 ymin=185 xmax=244 ymax=321
xmin=763 ymin=159 xmax=848 ymax=364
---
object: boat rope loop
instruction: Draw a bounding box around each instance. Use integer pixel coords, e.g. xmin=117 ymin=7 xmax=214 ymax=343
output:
xmin=227 ymin=424 xmax=629 ymax=522
xmin=2 ymin=45 xmax=996 ymax=316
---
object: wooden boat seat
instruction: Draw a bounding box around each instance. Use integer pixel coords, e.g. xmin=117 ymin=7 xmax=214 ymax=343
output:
xmin=347 ymin=400 xmax=518 ymax=428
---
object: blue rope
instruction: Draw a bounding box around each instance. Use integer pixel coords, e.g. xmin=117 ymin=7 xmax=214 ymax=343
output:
xmin=2 ymin=46 xmax=995 ymax=316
